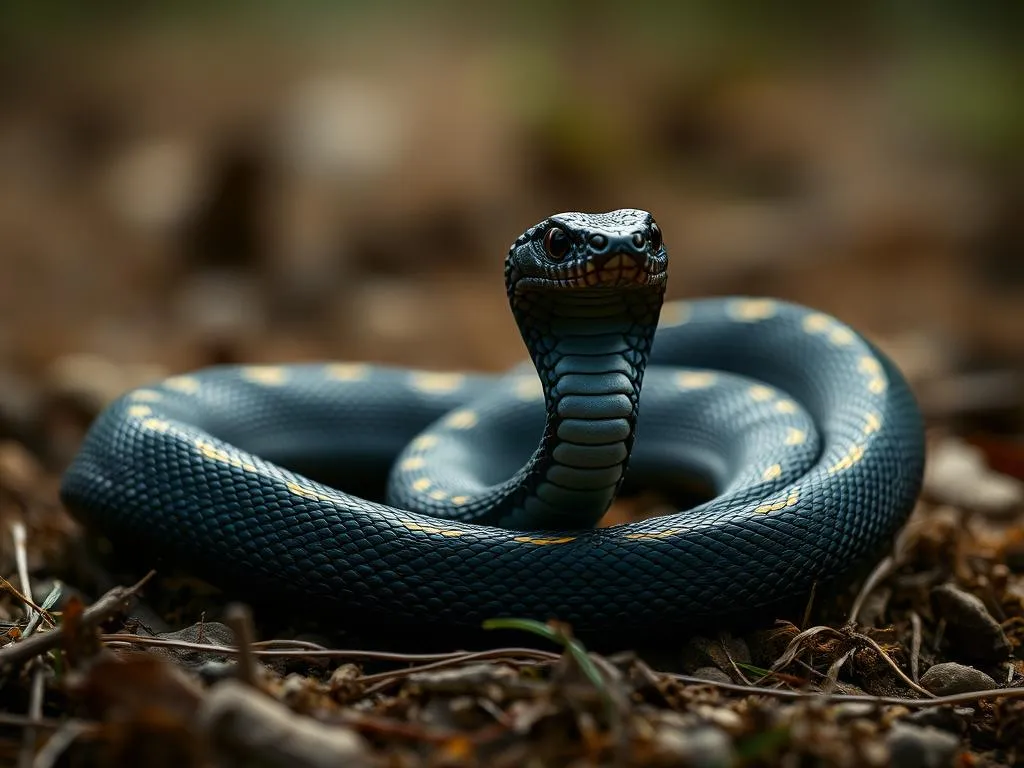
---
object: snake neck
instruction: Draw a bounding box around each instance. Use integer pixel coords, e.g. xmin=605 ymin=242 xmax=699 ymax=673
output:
xmin=506 ymin=287 xmax=663 ymax=529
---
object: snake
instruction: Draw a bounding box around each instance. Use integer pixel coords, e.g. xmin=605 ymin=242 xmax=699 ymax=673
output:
xmin=61 ymin=209 xmax=926 ymax=633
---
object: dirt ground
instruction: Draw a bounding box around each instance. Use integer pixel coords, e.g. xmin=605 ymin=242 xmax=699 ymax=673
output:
xmin=1 ymin=7 xmax=1023 ymax=767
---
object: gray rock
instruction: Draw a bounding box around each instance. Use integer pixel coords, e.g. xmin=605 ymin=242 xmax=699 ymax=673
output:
xmin=931 ymin=583 xmax=1011 ymax=662
xmin=652 ymin=723 xmax=735 ymax=768
xmin=886 ymin=723 xmax=961 ymax=768
xmin=197 ymin=680 xmax=372 ymax=768
xmin=920 ymin=662 xmax=998 ymax=696
xmin=904 ymin=706 xmax=972 ymax=735
xmin=691 ymin=667 xmax=733 ymax=685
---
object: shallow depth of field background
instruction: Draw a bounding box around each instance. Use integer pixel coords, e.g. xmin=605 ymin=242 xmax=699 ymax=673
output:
xmin=1 ymin=3 xmax=1022 ymax=468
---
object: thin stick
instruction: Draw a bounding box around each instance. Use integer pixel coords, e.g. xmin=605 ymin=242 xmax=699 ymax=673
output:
xmin=0 ymin=572 xmax=155 ymax=673
xmin=224 ymin=603 xmax=259 ymax=687
xmin=19 ymin=663 xmax=45 ymax=768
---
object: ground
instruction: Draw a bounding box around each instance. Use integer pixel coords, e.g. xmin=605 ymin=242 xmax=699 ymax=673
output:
xmin=1 ymin=6 xmax=1023 ymax=766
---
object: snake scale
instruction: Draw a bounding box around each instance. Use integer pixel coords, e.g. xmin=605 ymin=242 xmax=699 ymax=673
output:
xmin=61 ymin=209 xmax=926 ymax=632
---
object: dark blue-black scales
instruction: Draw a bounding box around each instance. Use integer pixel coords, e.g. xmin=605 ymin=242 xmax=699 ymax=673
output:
xmin=61 ymin=209 xmax=926 ymax=632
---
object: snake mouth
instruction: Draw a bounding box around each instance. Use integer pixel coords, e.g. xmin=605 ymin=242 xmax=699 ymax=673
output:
xmin=514 ymin=251 xmax=668 ymax=293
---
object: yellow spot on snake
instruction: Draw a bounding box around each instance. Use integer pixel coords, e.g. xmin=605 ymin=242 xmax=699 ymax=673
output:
xmin=130 ymin=389 xmax=162 ymax=402
xmin=729 ymin=299 xmax=777 ymax=321
xmin=401 ymin=521 xmax=463 ymax=537
xmin=828 ymin=327 xmax=855 ymax=345
xmin=858 ymin=356 xmax=887 ymax=394
xmin=802 ymin=313 xmax=831 ymax=333
xmin=864 ymin=412 xmax=882 ymax=435
xmin=675 ymin=372 xmax=717 ymax=389
xmin=327 ymin=363 xmax=369 ymax=381
xmin=287 ymin=481 xmax=342 ymax=504
xmin=409 ymin=372 xmax=465 ymax=394
xmin=785 ymin=427 xmax=807 ymax=446
xmin=514 ymin=376 xmax=544 ymax=401
xmin=243 ymin=366 xmax=287 ymax=386
xmin=626 ymin=529 xmax=682 ymax=540
xmin=749 ymin=385 xmax=774 ymax=402
xmin=400 ymin=456 xmax=426 ymax=471
xmin=775 ymin=400 xmax=798 ymax=414
xmin=412 ymin=478 xmax=432 ymax=492
xmin=127 ymin=405 xmax=153 ymax=418
xmin=141 ymin=418 xmax=171 ymax=432
xmin=754 ymin=489 xmax=800 ymax=514
xmin=659 ymin=302 xmax=691 ymax=327
xmin=195 ymin=439 xmax=257 ymax=472
xmin=164 ymin=376 xmax=200 ymax=394
xmin=451 ymin=496 xmax=470 ymax=506
xmin=445 ymin=410 xmax=478 ymax=430
xmin=859 ymin=356 xmax=882 ymax=374
xmin=514 ymin=536 xmax=576 ymax=546
xmin=411 ymin=435 xmax=439 ymax=451
xmin=428 ymin=489 xmax=449 ymax=501
xmin=828 ymin=444 xmax=865 ymax=474
xmin=762 ymin=463 xmax=782 ymax=481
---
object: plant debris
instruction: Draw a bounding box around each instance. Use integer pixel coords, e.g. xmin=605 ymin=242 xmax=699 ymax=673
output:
xmin=2 ymin=8 xmax=1023 ymax=766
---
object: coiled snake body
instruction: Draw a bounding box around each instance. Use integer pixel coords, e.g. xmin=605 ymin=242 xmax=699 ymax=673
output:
xmin=62 ymin=209 xmax=926 ymax=632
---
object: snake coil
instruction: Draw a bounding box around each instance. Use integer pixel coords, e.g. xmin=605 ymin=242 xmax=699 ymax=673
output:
xmin=62 ymin=209 xmax=925 ymax=632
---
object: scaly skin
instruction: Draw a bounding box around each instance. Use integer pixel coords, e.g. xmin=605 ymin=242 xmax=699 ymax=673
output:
xmin=60 ymin=209 xmax=925 ymax=633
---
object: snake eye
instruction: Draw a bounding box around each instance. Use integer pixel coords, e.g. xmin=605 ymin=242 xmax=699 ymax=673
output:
xmin=543 ymin=227 xmax=572 ymax=262
xmin=649 ymin=222 xmax=663 ymax=251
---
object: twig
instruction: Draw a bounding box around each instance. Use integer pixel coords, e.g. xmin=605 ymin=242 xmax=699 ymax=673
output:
xmin=848 ymin=554 xmax=895 ymax=625
xmin=0 ymin=575 xmax=53 ymax=630
xmin=19 ymin=663 xmax=45 ymax=768
xmin=0 ymin=713 xmax=64 ymax=730
xmin=10 ymin=522 xmax=38 ymax=630
xmin=361 ymin=655 xmax=549 ymax=696
xmin=663 ymin=672 xmax=1024 ymax=708
xmin=225 ymin=603 xmax=259 ymax=687
xmin=0 ymin=572 xmax=155 ymax=673
xmin=908 ymin=611 xmax=922 ymax=683
xmin=102 ymin=634 xmax=560 ymax=665
xmin=853 ymin=632 xmax=934 ymax=698
xmin=30 ymin=721 xmax=94 ymax=768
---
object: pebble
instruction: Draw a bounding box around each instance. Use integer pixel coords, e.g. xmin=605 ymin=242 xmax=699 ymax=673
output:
xmin=197 ymin=680 xmax=371 ymax=768
xmin=886 ymin=723 xmax=961 ymax=768
xmin=924 ymin=438 xmax=1023 ymax=517
xmin=681 ymin=632 xmax=751 ymax=678
xmin=930 ymin=583 xmax=1011 ymax=662
xmin=691 ymin=667 xmax=733 ymax=685
xmin=904 ymin=706 xmax=972 ymax=736
xmin=652 ymin=722 xmax=735 ymax=767
xmin=920 ymin=662 xmax=998 ymax=696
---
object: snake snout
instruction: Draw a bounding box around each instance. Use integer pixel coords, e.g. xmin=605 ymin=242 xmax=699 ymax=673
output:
xmin=585 ymin=250 xmax=646 ymax=287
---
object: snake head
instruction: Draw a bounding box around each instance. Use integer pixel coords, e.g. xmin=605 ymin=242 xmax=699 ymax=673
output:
xmin=505 ymin=209 xmax=669 ymax=295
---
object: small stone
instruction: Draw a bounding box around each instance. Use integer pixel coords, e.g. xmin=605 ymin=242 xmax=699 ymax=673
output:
xmin=904 ymin=706 xmax=972 ymax=736
xmin=924 ymin=438 xmax=1023 ymax=517
xmin=920 ymin=662 xmax=998 ymax=696
xmin=680 ymin=632 xmax=751 ymax=677
xmin=652 ymin=723 xmax=735 ymax=768
xmin=833 ymin=702 xmax=878 ymax=722
xmin=197 ymin=680 xmax=372 ymax=768
xmin=691 ymin=667 xmax=733 ymax=685
xmin=930 ymin=583 xmax=1012 ymax=662
xmin=886 ymin=723 xmax=961 ymax=768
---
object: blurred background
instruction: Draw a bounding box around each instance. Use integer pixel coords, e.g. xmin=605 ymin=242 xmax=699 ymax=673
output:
xmin=1 ymin=1 xmax=1022 ymax=470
